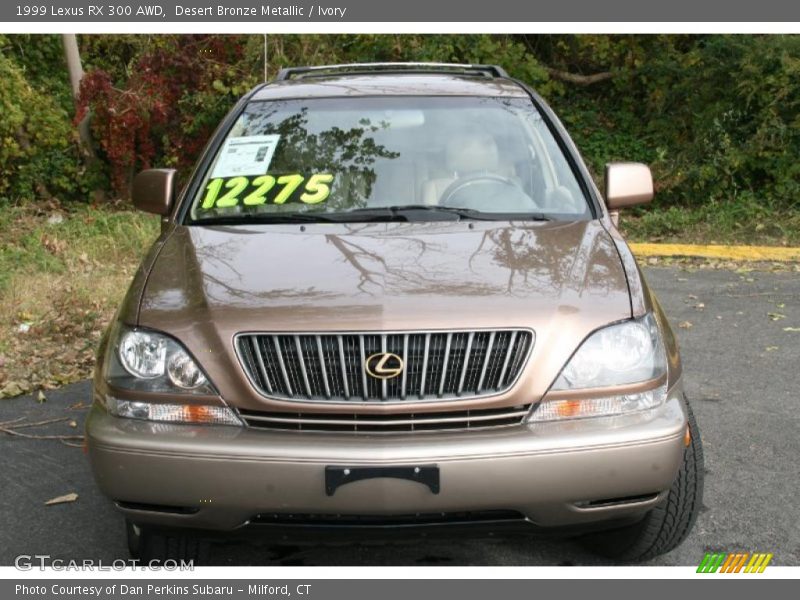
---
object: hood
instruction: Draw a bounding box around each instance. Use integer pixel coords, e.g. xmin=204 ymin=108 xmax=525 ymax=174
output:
xmin=136 ymin=220 xmax=633 ymax=410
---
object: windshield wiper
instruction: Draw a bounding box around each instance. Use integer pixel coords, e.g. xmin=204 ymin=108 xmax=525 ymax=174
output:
xmin=193 ymin=211 xmax=395 ymax=226
xmin=348 ymin=205 xmax=552 ymax=222
xmin=193 ymin=206 xmax=552 ymax=226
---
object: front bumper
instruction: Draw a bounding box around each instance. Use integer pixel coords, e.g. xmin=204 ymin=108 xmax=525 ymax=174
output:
xmin=85 ymin=392 xmax=687 ymax=535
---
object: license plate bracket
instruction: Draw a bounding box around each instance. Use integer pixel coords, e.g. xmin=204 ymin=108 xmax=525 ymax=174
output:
xmin=324 ymin=464 xmax=440 ymax=496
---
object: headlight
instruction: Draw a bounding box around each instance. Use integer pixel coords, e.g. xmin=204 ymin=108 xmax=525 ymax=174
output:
xmin=528 ymin=314 xmax=668 ymax=422
xmin=118 ymin=329 xmax=168 ymax=379
xmin=105 ymin=324 xmax=216 ymax=395
xmin=552 ymin=313 xmax=666 ymax=390
xmin=166 ymin=351 xmax=208 ymax=389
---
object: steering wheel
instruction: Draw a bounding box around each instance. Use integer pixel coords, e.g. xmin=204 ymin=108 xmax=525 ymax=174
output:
xmin=439 ymin=173 xmax=534 ymax=211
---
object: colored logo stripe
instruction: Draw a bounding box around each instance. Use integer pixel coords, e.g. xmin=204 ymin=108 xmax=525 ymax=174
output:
xmin=697 ymin=553 xmax=726 ymax=573
xmin=697 ymin=552 xmax=773 ymax=573
xmin=720 ymin=553 xmax=749 ymax=573
xmin=745 ymin=553 xmax=773 ymax=573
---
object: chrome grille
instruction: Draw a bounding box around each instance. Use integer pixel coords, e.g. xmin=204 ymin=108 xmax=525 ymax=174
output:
xmin=238 ymin=403 xmax=532 ymax=433
xmin=236 ymin=330 xmax=534 ymax=403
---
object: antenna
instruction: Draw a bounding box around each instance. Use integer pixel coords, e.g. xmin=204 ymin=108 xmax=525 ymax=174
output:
xmin=263 ymin=34 xmax=268 ymax=82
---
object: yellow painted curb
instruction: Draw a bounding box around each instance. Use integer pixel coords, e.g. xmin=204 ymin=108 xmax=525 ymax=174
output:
xmin=629 ymin=243 xmax=800 ymax=262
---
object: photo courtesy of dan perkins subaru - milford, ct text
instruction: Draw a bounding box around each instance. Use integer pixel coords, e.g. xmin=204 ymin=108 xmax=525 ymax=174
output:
xmin=15 ymin=584 xmax=310 ymax=596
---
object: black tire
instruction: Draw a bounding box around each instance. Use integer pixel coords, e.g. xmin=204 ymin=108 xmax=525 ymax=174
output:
xmin=583 ymin=399 xmax=704 ymax=562
xmin=125 ymin=519 xmax=143 ymax=559
xmin=125 ymin=519 xmax=211 ymax=565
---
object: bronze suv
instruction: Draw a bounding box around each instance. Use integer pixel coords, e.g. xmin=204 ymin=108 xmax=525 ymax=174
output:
xmin=86 ymin=63 xmax=703 ymax=564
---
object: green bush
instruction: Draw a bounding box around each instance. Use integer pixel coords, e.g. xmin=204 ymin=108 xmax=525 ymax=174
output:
xmin=635 ymin=35 xmax=800 ymax=211
xmin=1 ymin=33 xmax=798 ymax=244
xmin=0 ymin=44 xmax=85 ymax=204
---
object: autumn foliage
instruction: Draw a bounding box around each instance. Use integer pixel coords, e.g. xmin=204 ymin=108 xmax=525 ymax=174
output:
xmin=75 ymin=36 xmax=251 ymax=194
xmin=1 ymin=33 xmax=799 ymax=217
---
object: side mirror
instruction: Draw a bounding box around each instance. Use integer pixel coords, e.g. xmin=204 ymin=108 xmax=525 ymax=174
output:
xmin=131 ymin=169 xmax=177 ymax=216
xmin=605 ymin=163 xmax=653 ymax=210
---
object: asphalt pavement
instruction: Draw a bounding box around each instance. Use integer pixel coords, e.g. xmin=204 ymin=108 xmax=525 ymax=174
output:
xmin=1 ymin=265 xmax=799 ymax=566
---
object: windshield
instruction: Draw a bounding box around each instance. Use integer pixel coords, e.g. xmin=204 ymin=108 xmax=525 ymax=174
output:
xmin=188 ymin=96 xmax=591 ymax=223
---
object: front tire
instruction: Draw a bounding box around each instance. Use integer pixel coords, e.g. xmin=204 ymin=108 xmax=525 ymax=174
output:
xmin=584 ymin=400 xmax=704 ymax=562
xmin=125 ymin=519 xmax=211 ymax=564
xmin=126 ymin=519 xmax=143 ymax=559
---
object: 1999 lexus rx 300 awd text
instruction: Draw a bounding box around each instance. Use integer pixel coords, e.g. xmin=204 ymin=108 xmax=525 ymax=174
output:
xmin=86 ymin=63 xmax=704 ymax=564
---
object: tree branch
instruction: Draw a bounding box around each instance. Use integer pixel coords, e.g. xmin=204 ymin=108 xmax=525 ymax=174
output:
xmin=0 ymin=427 xmax=84 ymax=441
xmin=546 ymin=68 xmax=615 ymax=86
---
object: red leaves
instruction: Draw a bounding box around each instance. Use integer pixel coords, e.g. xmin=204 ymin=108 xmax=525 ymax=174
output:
xmin=76 ymin=35 xmax=250 ymax=197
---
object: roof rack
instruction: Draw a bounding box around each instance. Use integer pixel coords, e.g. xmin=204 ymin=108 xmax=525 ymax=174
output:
xmin=274 ymin=62 xmax=510 ymax=82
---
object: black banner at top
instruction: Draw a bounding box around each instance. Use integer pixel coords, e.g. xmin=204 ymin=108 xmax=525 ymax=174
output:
xmin=3 ymin=0 xmax=800 ymax=22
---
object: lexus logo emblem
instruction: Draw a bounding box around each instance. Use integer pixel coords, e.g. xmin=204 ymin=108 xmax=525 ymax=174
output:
xmin=364 ymin=352 xmax=404 ymax=380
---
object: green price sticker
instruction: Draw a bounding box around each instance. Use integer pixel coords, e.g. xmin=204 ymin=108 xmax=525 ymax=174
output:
xmin=201 ymin=173 xmax=335 ymax=210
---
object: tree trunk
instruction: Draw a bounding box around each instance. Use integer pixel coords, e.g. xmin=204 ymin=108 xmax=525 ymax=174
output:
xmin=62 ymin=34 xmax=105 ymax=202
xmin=62 ymin=34 xmax=94 ymax=154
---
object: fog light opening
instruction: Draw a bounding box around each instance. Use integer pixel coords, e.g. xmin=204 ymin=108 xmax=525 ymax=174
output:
xmin=574 ymin=492 xmax=660 ymax=509
xmin=116 ymin=500 xmax=200 ymax=515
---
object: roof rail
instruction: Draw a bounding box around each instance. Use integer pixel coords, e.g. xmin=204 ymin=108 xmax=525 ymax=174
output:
xmin=274 ymin=62 xmax=510 ymax=82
